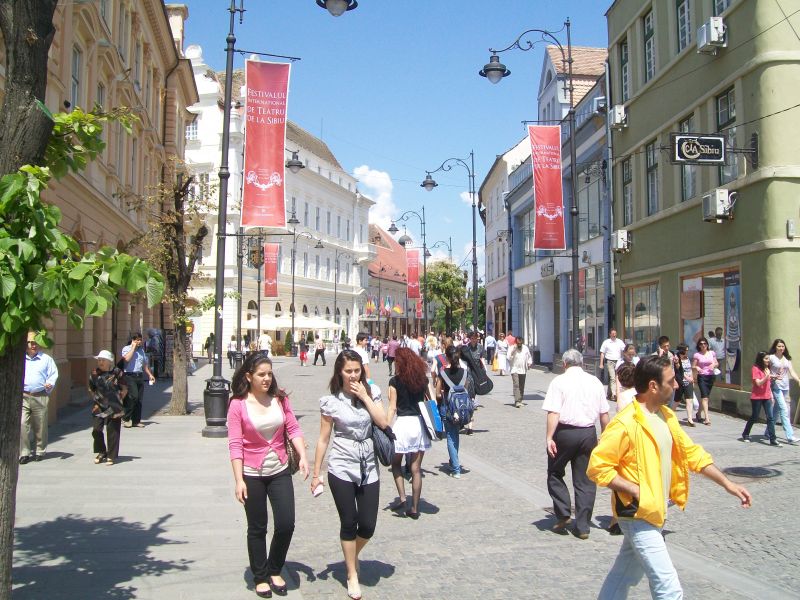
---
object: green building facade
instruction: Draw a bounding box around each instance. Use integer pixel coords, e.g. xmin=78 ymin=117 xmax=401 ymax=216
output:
xmin=606 ymin=0 xmax=800 ymax=416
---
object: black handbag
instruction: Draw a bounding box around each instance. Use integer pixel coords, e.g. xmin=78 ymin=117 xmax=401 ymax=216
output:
xmin=371 ymin=424 xmax=396 ymax=467
xmin=280 ymin=398 xmax=300 ymax=475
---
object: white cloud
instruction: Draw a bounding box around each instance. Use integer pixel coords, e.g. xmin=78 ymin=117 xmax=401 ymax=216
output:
xmin=459 ymin=191 xmax=474 ymax=206
xmin=353 ymin=165 xmax=397 ymax=230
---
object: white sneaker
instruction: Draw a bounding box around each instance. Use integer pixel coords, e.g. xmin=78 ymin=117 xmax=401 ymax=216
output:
xmin=449 ymin=471 xmax=461 ymax=479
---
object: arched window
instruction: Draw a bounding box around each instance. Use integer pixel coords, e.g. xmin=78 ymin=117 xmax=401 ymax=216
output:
xmin=325 ymin=307 xmax=331 ymax=316
xmin=275 ymin=302 xmax=282 ymax=316
xmin=314 ymin=306 xmax=320 ymax=316
xmin=302 ymin=305 xmax=309 ymax=317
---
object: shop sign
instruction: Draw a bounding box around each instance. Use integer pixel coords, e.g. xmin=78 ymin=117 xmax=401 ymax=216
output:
xmin=670 ymin=133 xmax=725 ymax=164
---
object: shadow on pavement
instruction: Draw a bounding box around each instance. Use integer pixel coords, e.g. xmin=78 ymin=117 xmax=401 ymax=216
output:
xmin=315 ymin=559 xmax=396 ymax=588
xmin=13 ymin=514 xmax=191 ymax=599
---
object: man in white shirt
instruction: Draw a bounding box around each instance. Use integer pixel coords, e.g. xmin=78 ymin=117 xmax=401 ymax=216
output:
xmin=599 ymin=329 xmax=626 ymax=402
xmin=406 ymin=333 xmax=421 ymax=355
xmin=20 ymin=332 xmax=59 ymax=463
xmin=542 ymin=349 xmax=610 ymax=539
xmin=353 ymin=333 xmax=372 ymax=381
xmin=484 ymin=332 xmax=497 ymax=366
xmin=257 ymin=331 xmax=273 ymax=356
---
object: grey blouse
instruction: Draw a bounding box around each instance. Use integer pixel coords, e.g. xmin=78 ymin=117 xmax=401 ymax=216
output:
xmin=320 ymin=389 xmax=381 ymax=485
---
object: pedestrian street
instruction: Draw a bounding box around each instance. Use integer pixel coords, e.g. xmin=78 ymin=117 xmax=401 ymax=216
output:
xmin=13 ymin=357 xmax=799 ymax=599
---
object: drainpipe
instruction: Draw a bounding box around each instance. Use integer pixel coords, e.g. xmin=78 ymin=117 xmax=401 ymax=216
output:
xmin=603 ymin=60 xmax=615 ymax=335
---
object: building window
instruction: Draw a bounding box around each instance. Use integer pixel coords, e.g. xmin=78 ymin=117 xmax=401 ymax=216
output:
xmin=643 ymin=10 xmax=656 ymax=82
xmin=359 ymin=224 xmax=364 ymax=244
xmin=346 ymin=219 xmax=351 ymax=241
xmin=185 ymin=121 xmax=198 ymax=141
xmin=714 ymin=0 xmax=731 ymax=15
xmin=315 ymin=207 xmax=320 ymax=231
xmin=326 ymin=257 xmax=331 ymax=281
xmin=336 ymin=215 xmax=341 ymax=238
xmin=646 ymin=141 xmax=659 ymax=215
xmin=144 ymin=68 xmax=152 ymax=110
xmin=578 ymin=170 xmax=602 ymax=241
xmin=326 ymin=211 xmax=331 ymax=235
xmin=96 ymin=82 xmax=106 ymax=109
xmin=116 ymin=122 xmax=124 ymax=184
xmin=622 ymin=158 xmax=633 ymax=225
xmin=717 ymin=87 xmax=738 ymax=184
xmin=624 ymin=281 xmax=660 ymax=355
xmin=680 ymin=269 xmax=741 ymax=387
xmin=677 ymin=0 xmax=691 ymax=52
xmin=679 ymin=114 xmax=697 ymax=201
xmin=133 ymin=40 xmax=142 ymax=88
xmin=620 ymin=38 xmax=629 ymax=102
xmin=315 ymin=255 xmax=320 ymax=278
xmin=118 ymin=7 xmax=129 ymax=62
xmin=100 ymin=0 xmax=110 ymax=23
xmin=303 ymin=252 xmax=308 ymax=277
xmin=303 ymin=202 xmax=309 ymax=227
xmin=71 ymin=46 xmax=83 ymax=108
xmin=130 ymin=138 xmax=138 ymax=192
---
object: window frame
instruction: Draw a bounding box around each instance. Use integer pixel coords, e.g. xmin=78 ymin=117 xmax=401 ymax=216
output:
xmin=622 ymin=158 xmax=633 ymax=226
xmin=71 ymin=45 xmax=83 ymax=108
xmin=643 ymin=10 xmax=656 ymax=82
xmin=620 ymin=38 xmax=630 ymax=102
xmin=677 ymin=0 xmax=692 ymax=52
xmin=645 ymin=141 xmax=659 ymax=216
xmin=716 ymin=87 xmax=738 ymax=184
xmin=679 ymin=114 xmax=697 ymax=201
xmin=714 ymin=0 xmax=732 ymax=16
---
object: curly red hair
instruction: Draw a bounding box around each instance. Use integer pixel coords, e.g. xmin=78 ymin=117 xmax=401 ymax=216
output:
xmin=393 ymin=347 xmax=429 ymax=393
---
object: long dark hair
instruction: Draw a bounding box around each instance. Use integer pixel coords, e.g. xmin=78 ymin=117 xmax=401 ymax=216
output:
xmin=769 ymin=338 xmax=792 ymax=360
xmin=394 ymin=347 xmax=428 ymax=393
xmin=328 ymin=349 xmax=372 ymax=404
xmin=695 ymin=337 xmax=710 ymax=353
xmin=753 ymin=351 xmax=769 ymax=369
xmin=445 ymin=344 xmax=461 ymax=376
xmin=230 ymin=353 xmax=284 ymax=401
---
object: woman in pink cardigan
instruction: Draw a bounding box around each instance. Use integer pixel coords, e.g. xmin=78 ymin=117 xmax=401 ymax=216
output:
xmin=228 ymin=354 xmax=309 ymax=598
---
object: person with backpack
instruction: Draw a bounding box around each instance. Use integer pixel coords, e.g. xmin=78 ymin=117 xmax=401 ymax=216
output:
xmin=508 ymin=336 xmax=533 ymax=408
xmin=435 ymin=345 xmax=473 ymax=479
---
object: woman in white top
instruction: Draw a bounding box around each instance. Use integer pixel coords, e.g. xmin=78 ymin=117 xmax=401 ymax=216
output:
xmin=615 ymin=363 xmax=638 ymax=412
xmin=767 ymin=339 xmax=800 ymax=444
xmin=495 ymin=333 xmax=509 ymax=375
xmin=507 ymin=336 xmax=533 ymax=408
xmin=616 ymin=343 xmax=640 ymax=372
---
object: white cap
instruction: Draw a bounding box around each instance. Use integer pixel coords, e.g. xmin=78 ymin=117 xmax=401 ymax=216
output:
xmin=94 ymin=350 xmax=115 ymax=362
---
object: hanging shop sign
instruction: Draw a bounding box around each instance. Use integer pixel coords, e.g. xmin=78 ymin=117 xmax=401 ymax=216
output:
xmin=670 ymin=133 xmax=726 ymax=165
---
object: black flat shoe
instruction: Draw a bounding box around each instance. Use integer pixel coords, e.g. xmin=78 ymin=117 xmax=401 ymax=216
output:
xmin=255 ymin=584 xmax=272 ymax=598
xmin=268 ymin=577 xmax=288 ymax=596
xmin=405 ymin=509 xmax=420 ymax=520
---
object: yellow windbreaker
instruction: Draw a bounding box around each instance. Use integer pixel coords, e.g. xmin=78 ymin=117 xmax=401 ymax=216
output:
xmin=587 ymin=400 xmax=713 ymax=527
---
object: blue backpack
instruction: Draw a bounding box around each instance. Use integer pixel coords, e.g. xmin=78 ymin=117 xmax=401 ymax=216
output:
xmin=439 ymin=369 xmax=474 ymax=426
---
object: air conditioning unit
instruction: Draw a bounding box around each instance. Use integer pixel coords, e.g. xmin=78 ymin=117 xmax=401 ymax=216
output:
xmin=609 ymin=105 xmax=627 ymax=130
xmin=592 ymin=96 xmax=607 ymax=114
xmin=611 ymin=229 xmax=630 ymax=253
xmin=697 ymin=17 xmax=727 ymax=54
xmin=702 ymin=188 xmax=734 ymax=222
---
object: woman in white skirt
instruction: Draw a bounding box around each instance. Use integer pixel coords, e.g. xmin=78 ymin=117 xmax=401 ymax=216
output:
xmin=387 ymin=347 xmax=431 ymax=519
xmin=495 ymin=332 xmax=509 ymax=375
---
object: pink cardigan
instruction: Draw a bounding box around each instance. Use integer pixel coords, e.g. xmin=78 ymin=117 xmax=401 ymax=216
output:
xmin=227 ymin=395 xmax=302 ymax=469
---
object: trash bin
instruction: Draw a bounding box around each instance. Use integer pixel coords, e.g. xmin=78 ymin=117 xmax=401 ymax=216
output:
xmin=233 ymin=351 xmax=244 ymax=370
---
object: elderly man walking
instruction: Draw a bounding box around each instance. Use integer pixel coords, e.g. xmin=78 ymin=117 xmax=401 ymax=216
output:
xmin=542 ymin=349 xmax=610 ymax=539
xmin=599 ymin=329 xmax=626 ymax=402
xmin=20 ymin=332 xmax=59 ymax=464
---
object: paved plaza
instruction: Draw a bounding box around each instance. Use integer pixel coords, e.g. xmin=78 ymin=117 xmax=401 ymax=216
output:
xmin=13 ymin=354 xmax=800 ymax=599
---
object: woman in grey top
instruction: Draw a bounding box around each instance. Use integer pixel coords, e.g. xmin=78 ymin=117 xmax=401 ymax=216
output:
xmin=311 ymin=350 xmax=390 ymax=600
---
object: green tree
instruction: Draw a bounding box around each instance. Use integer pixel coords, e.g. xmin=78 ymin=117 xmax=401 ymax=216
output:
xmin=422 ymin=261 xmax=467 ymax=334
xmin=0 ymin=107 xmax=164 ymax=598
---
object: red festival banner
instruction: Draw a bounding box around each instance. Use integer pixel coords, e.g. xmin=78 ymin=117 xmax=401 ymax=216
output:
xmin=263 ymin=243 xmax=279 ymax=297
xmin=242 ymin=61 xmax=291 ymax=228
xmin=406 ymin=249 xmax=420 ymax=299
xmin=528 ymin=125 xmax=566 ymax=250
xmin=415 ymin=299 xmax=423 ymax=319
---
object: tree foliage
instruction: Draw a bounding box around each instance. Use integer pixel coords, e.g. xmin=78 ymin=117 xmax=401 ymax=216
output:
xmin=0 ymin=107 xmax=164 ymax=352
xmin=422 ymin=261 xmax=467 ymax=334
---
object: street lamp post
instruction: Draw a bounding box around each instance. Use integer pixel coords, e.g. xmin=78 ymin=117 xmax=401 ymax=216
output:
xmin=388 ymin=207 xmax=429 ymax=335
xmin=421 ymin=152 xmax=478 ymax=331
xmin=429 ymin=237 xmax=453 ymax=263
xmin=203 ymin=0 xmax=354 ymax=438
xmin=333 ymin=249 xmax=357 ymax=339
xmin=479 ymin=19 xmax=580 ymax=350
xmin=287 ymin=209 xmax=323 ymax=351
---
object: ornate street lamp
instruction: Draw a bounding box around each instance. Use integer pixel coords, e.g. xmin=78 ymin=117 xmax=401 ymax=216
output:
xmin=389 ymin=208 xmax=429 ymax=334
xmin=421 ymin=152 xmax=478 ymax=331
xmin=479 ymin=19 xmax=580 ymax=350
xmin=316 ymin=0 xmax=357 ymax=17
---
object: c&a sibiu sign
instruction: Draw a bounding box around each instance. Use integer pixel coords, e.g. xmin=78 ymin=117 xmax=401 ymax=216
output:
xmin=670 ymin=133 xmax=726 ymax=165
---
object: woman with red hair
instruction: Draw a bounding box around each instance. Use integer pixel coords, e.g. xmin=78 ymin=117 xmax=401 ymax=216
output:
xmin=387 ymin=347 xmax=431 ymax=519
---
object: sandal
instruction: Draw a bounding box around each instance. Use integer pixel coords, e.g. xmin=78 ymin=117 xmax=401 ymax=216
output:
xmin=388 ymin=498 xmax=406 ymax=511
xmin=703 ymin=420 xmax=711 ymax=426
xmin=105 ymin=459 xmax=115 ymax=466
xmin=94 ymin=454 xmax=106 ymax=464
xmin=347 ymin=578 xmax=362 ymax=600
xmin=405 ymin=509 xmax=420 ymax=520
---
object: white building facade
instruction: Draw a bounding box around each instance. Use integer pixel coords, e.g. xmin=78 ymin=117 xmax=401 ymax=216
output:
xmin=183 ymin=46 xmax=372 ymax=353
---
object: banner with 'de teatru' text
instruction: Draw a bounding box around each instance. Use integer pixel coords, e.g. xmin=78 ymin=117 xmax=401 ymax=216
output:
xmin=406 ymin=249 xmax=420 ymax=299
xmin=263 ymin=244 xmax=279 ymax=298
xmin=242 ymin=61 xmax=291 ymax=228
xmin=528 ymin=125 xmax=566 ymax=250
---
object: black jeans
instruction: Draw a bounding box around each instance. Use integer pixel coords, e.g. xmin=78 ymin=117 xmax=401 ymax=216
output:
xmin=243 ymin=468 xmax=296 ymax=585
xmin=124 ymin=374 xmax=144 ymax=425
xmin=547 ymin=424 xmax=598 ymax=535
xmin=742 ymin=399 xmax=776 ymax=441
xmin=313 ymin=349 xmax=326 ymax=365
xmin=327 ymin=472 xmax=379 ymax=541
xmin=92 ymin=416 xmax=121 ymax=460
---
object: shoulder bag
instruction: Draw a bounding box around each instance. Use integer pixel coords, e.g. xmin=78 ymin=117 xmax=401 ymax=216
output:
xmin=279 ymin=397 xmax=300 ymax=475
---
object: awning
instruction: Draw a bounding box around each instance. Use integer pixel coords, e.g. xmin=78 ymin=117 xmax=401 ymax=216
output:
xmin=240 ymin=314 xmax=342 ymax=331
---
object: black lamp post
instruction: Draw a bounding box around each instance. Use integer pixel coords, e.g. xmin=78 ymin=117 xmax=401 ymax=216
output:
xmin=429 ymin=237 xmax=453 ymax=263
xmin=203 ymin=1 xmax=352 ymax=438
xmin=333 ymin=249 xmax=358 ymax=339
xmin=287 ymin=207 xmax=324 ymax=350
xmin=479 ymin=19 xmax=580 ymax=350
xmin=388 ymin=207 xmax=429 ymax=335
xmin=421 ymin=152 xmax=478 ymax=331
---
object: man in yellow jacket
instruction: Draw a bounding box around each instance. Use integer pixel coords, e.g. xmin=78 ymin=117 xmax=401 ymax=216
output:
xmin=588 ymin=354 xmax=751 ymax=599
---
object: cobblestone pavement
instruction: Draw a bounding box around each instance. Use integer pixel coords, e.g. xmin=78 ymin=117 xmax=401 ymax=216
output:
xmin=13 ymin=355 xmax=799 ymax=599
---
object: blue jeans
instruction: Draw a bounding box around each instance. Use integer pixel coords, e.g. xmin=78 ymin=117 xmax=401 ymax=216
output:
xmin=444 ymin=420 xmax=460 ymax=474
xmin=743 ymin=399 xmax=775 ymax=442
xmin=598 ymin=519 xmax=682 ymax=599
xmin=768 ymin=386 xmax=795 ymax=442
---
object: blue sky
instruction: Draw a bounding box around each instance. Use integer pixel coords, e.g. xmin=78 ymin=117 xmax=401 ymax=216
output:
xmin=183 ymin=0 xmax=611 ymax=274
